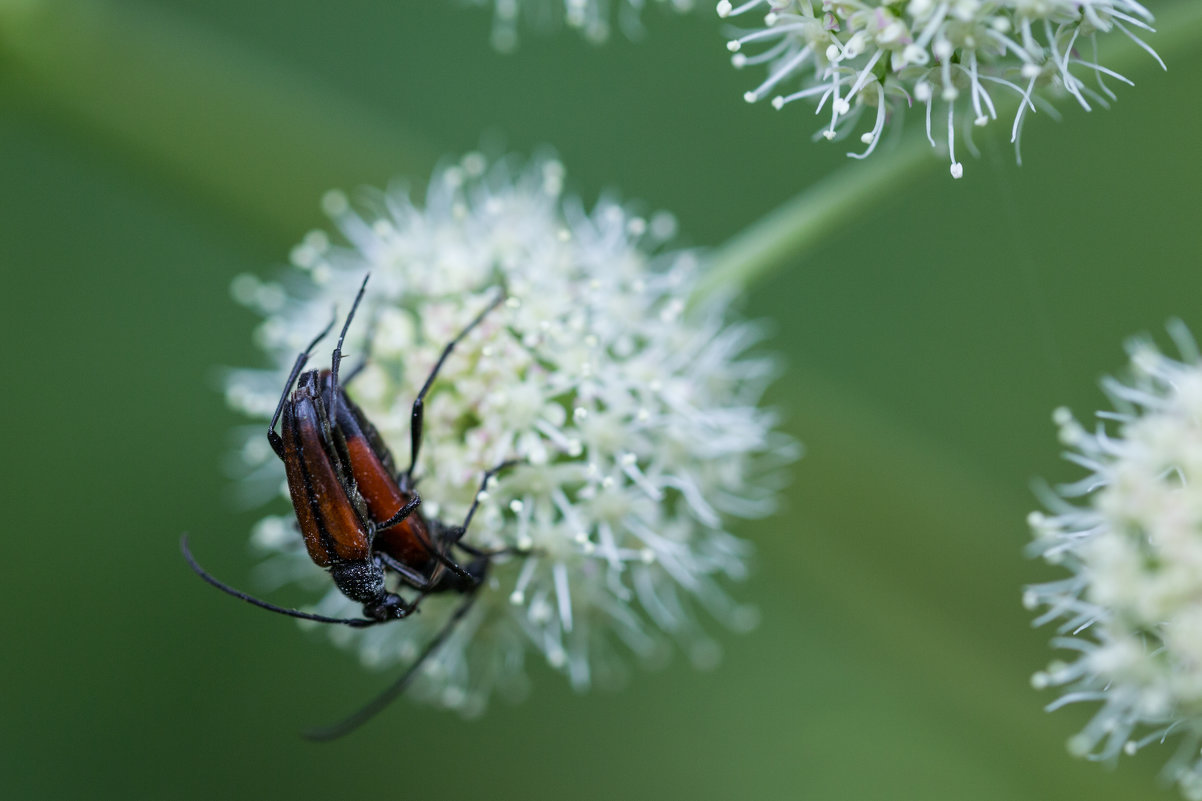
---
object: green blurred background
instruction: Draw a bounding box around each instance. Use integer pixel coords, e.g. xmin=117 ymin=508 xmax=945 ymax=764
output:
xmin=2 ymin=1 xmax=1200 ymax=798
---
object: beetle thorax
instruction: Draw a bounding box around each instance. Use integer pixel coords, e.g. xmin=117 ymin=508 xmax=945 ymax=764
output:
xmin=328 ymin=561 xmax=387 ymax=605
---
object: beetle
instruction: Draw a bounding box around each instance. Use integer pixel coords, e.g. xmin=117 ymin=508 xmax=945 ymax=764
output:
xmin=183 ymin=274 xmax=514 ymax=737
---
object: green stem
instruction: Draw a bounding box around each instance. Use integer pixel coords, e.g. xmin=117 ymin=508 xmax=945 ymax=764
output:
xmin=0 ymin=0 xmax=435 ymax=237
xmin=698 ymin=0 xmax=1202 ymax=299
xmin=695 ymin=137 xmax=928 ymax=301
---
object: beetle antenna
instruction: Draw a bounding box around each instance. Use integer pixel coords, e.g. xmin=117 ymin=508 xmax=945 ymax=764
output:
xmin=267 ymin=312 xmax=341 ymax=460
xmin=180 ymin=535 xmax=379 ymax=628
xmin=303 ymin=595 xmax=478 ymax=741
xmin=329 ymin=273 xmax=371 ymax=424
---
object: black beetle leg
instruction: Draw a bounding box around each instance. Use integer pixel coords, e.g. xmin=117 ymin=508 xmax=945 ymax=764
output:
xmin=376 ymin=495 xmax=422 ymax=530
xmin=376 ymin=551 xmax=438 ymax=593
xmin=407 ymin=290 xmax=505 ymax=476
xmin=445 ymin=459 xmax=524 ymax=546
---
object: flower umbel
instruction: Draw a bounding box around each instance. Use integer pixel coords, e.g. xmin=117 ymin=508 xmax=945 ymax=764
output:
xmin=226 ymin=154 xmax=790 ymax=715
xmin=720 ymin=0 xmax=1163 ymax=178
xmin=463 ymin=0 xmax=697 ymax=50
xmin=1026 ymin=321 xmax=1202 ymax=799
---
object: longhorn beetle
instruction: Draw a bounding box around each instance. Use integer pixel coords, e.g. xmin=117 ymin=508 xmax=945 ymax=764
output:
xmin=183 ymin=274 xmax=516 ymax=738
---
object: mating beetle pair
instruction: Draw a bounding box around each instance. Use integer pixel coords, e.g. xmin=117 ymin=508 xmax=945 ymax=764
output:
xmin=183 ymin=275 xmax=515 ymax=738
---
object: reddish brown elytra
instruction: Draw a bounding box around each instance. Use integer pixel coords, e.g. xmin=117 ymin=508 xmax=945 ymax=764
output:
xmin=327 ymin=373 xmax=436 ymax=571
xmin=320 ymin=367 xmax=494 ymax=594
xmin=273 ymin=368 xmax=418 ymax=621
xmin=182 ymin=274 xmax=517 ymax=739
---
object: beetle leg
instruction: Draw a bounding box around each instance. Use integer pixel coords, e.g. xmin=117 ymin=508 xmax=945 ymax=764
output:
xmin=406 ymin=289 xmax=506 ymax=477
xmin=423 ymin=460 xmax=526 ymax=569
xmin=371 ymin=495 xmax=479 ymax=587
xmin=375 ymin=551 xmax=439 ymax=592
xmin=375 ymin=494 xmax=421 ymax=530
xmin=393 ymin=521 xmax=477 ymax=587
xmin=446 ymin=459 xmax=523 ymax=544
xmin=404 ymin=460 xmax=519 ymax=584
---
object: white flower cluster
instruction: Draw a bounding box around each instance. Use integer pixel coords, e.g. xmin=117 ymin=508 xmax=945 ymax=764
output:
xmin=464 ymin=0 xmax=697 ymax=49
xmin=1026 ymin=322 xmax=1202 ymax=799
xmin=719 ymin=0 xmax=1162 ymax=177
xmin=226 ymin=154 xmax=791 ymax=715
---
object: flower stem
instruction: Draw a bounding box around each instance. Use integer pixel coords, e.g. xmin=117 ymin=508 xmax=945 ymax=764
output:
xmin=0 ymin=0 xmax=435 ymax=237
xmin=697 ymin=0 xmax=1202 ymax=299
xmin=695 ymin=138 xmax=928 ymax=301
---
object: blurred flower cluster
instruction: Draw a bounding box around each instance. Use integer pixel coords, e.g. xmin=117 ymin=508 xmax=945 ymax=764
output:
xmin=464 ymin=0 xmax=697 ymax=49
xmin=720 ymin=0 xmax=1161 ymax=177
xmin=226 ymin=154 xmax=793 ymax=714
xmin=1026 ymin=322 xmax=1202 ymax=799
